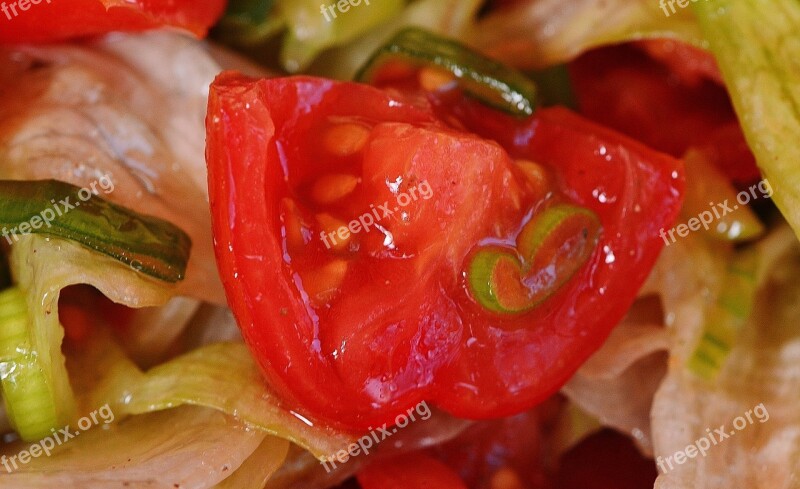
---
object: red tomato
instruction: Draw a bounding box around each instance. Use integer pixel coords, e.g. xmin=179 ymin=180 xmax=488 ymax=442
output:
xmin=357 ymin=453 xmax=468 ymax=489
xmin=636 ymin=39 xmax=723 ymax=86
xmin=569 ymin=43 xmax=759 ymax=183
xmin=206 ymin=73 xmax=683 ymax=430
xmin=431 ymin=401 xmax=559 ymax=489
xmin=555 ymin=429 xmax=658 ymax=489
xmin=0 ymin=0 xmax=225 ymax=44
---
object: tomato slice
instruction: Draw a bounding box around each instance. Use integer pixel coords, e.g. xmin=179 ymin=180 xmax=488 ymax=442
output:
xmin=357 ymin=453 xmax=468 ymax=489
xmin=0 ymin=0 xmax=225 ymax=43
xmin=569 ymin=43 xmax=760 ymax=183
xmin=206 ymin=73 xmax=683 ymax=430
xmin=555 ymin=430 xmax=658 ymax=489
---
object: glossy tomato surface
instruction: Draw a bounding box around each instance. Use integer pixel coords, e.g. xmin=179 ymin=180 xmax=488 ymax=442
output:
xmin=0 ymin=0 xmax=224 ymax=43
xmin=357 ymin=453 xmax=468 ymax=489
xmin=206 ymin=73 xmax=683 ymax=430
xmin=569 ymin=43 xmax=759 ymax=184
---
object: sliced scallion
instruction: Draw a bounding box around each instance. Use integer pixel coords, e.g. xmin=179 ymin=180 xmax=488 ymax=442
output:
xmin=356 ymin=28 xmax=539 ymax=117
xmin=0 ymin=287 xmax=61 ymax=440
xmin=687 ymin=250 xmax=757 ymax=380
xmin=467 ymin=204 xmax=601 ymax=314
xmin=0 ymin=180 xmax=190 ymax=283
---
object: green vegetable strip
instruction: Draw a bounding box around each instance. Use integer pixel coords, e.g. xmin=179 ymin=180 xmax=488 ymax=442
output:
xmin=692 ymin=0 xmax=800 ymax=242
xmin=0 ymin=287 xmax=60 ymax=440
xmin=356 ymin=28 xmax=539 ymax=117
xmin=213 ymin=0 xmax=283 ymax=45
xmin=0 ymin=180 xmax=191 ymax=283
xmin=526 ymin=65 xmax=577 ymax=109
xmin=687 ymin=251 xmax=757 ymax=380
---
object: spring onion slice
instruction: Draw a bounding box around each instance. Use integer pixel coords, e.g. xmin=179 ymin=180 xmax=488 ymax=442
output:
xmin=356 ymin=27 xmax=538 ymax=117
xmin=467 ymin=204 xmax=601 ymax=314
xmin=0 ymin=180 xmax=191 ymax=283
xmin=687 ymin=250 xmax=757 ymax=380
xmin=0 ymin=287 xmax=63 ymax=440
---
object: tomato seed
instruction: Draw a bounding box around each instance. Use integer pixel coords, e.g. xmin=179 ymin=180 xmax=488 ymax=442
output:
xmin=324 ymin=123 xmax=371 ymax=157
xmin=301 ymin=259 xmax=349 ymax=305
xmin=418 ymin=67 xmax=457 ymax=92
xmin=311 ymin=174 xmax=360 ymax=204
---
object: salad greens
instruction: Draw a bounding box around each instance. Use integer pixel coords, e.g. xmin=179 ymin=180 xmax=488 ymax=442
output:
xmin=652 ymin=226 xmax=800 ymax=487
xmin=0 ymin=406 xmax=269 ymax=487
xmin=692 ymin=0 xmax=800 ymax=244
xmin=66 ymin=331 xmax=354 ymax=459
xmin=3 ymin=233 xmax=187 ymax=442
xmin=215 ymin=0 xmax=406 ymax=71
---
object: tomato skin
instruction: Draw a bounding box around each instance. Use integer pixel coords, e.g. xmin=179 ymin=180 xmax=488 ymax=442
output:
xmin=207 ymin=73 xmax=684 ymax=430
xmin=357 ymin=453 xmax=468 ymax=489
xmin=0 ymin=0 xmax=225 ymax=43
xmin=569 ymin=43 xmax=759 ymax=183
xmin=555 ymin=430 xmax=658 ymax=489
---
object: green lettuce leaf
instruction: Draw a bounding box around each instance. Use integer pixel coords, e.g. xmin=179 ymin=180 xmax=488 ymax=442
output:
xmin=693 ymin=0 xmax=800 ymax=241
xmin=0 ymin=406 xmax=269 ymax=488
xmin=213 ymin=437 xmax=290 ymax=489
xmin=66 ymin=332 xmax=355 ymax=460
xmin=4 ymin=234 xmax=180 ymax=440
xmin=470 ymin=0 xmax=704 ymax=70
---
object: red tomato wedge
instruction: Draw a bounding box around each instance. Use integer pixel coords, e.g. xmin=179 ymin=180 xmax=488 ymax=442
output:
xmin=0 ymin=0 xmax=225 ymax=43
xmin=357 ymin=453 xmax=468 ymax=489
xmin=569 ymin=43 xmax=760 ymax=184
xmin=206 ymin=72 xmax=684 ymax=430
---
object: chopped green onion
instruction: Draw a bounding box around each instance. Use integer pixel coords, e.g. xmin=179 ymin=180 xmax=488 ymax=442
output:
xmin=0 ymin=180 xmax=190 ymax=283
xmin=527 ymin=64 xmax=577 ymax=109
xmin=467 ymin=204 xmax=601 ymax=314
xmin=0 ymin=287 xmax=61 ymax=440
xmin=687 ymin=250 xmax=757 ymax=380
xmin=212 ymin=0 xmax=284 ymax=45
xmin=356 ymin=28 xmax=539 ymax=117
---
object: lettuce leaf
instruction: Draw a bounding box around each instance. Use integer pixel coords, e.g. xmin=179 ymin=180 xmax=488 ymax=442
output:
xmin=213 ymin=437 xmax=290 ymax=489
xmin=5 ymin=234 xmax=182 ymax=439
xmin=470 ymin=0 xmax=704 ymax=70
xmin=651 ymin=225 xmax=800 ymax=488
xmin=0 ymin=32 xmax=226 ymax=304
xmin=307 ymin=0 xmax=484 ymax=79
xmin=0 ymin=406 xmax=269 ymax=489
xmin=693 ymin=0 xmax=800 ymax=242
xmin=66 ymin=332 xmax=355 ymax=460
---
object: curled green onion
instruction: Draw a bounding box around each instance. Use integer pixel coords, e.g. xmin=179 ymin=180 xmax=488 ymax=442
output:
xmin=467 ymin=204 xmax=601 ymax=314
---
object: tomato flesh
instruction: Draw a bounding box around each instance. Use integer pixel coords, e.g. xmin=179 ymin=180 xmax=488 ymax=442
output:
xmin=357 ymin=453 xmax=468 ymax=489
xmin=206 ymin=73 xmax=683 ymax=430
xmin=0 ymin=0 xmax=225 ymax=43
xmin=569 ymin=43 xmax=760 ymax=183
